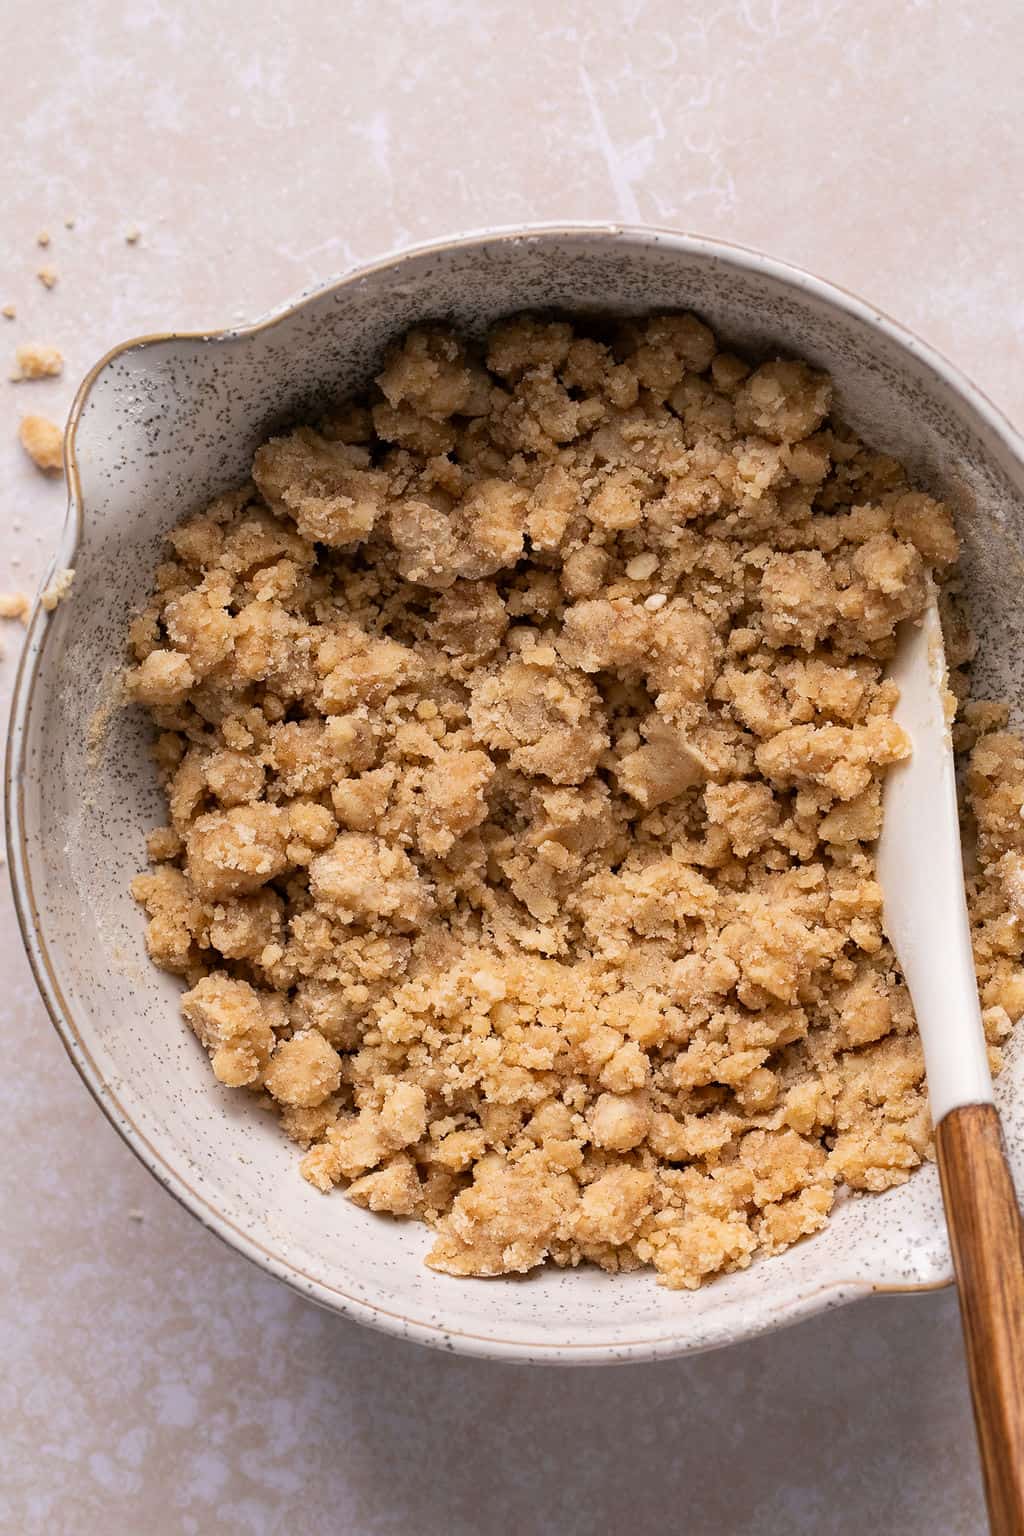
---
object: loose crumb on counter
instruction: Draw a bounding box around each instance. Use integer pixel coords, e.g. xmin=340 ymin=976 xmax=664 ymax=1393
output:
xmin=18 ymin=414 xmax=63 ymax=472
xmin=125 ymin=226 xmax=141 ymax=245
xmin=11 ymin=342 xmax=63 ymax=380
xmin=36 ymin=266 xmax=58 ymax=290
xmin=124 ymin=311 xmax=1024 ymax=1291
xmin=0 ymin=592 xmax=30 ymax=623
xmin=40 ymin=567 xmax=74 ymax=610
xmin=36 ymin=230 xmax=50 ymax=248
xmin=1 ymin=305 xmax=15 ymax=321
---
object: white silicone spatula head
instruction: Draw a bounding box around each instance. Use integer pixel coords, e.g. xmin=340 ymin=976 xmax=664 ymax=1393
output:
xmin=876 ymin=579 xmax=993 ymax=1122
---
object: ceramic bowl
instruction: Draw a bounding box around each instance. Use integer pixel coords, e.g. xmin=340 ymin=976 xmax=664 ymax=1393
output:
xmin=10 ymin=226 xmax=1024 ymax=1365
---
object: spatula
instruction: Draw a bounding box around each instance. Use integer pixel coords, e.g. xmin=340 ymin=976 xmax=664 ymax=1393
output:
xmin=878 ymin=581 xmax=1024 ymax=1533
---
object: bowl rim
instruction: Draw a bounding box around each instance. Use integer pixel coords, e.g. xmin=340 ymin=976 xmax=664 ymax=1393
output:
xmin=13 ymin=219 xmax=1020 ymax=1364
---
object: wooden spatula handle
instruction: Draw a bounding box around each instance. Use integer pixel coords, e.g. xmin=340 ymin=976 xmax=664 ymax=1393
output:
xmin=935 ymin=1102 xmax=1024 ymax=1534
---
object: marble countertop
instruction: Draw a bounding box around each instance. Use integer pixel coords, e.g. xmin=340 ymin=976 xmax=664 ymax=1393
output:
xmin=3 ymin=2 xmax=1018 ymax=1529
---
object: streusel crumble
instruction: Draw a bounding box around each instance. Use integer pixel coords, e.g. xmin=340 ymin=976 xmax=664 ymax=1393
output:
xmin=126 ymin=313 xmax=1024 ymax=1288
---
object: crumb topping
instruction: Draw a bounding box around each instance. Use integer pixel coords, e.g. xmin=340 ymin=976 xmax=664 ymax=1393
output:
xmin=0 ymin=592 xmax=30 ymax=623
xmin=18 ymin=414 xmax=62 ymax=473
xmin=125 ymin=312 xmax=1024 ymax=1290
xmin=40 ymin=567 xmax=74 ymax=611
xmin=11 ymin=342 xmax=63 ymax=381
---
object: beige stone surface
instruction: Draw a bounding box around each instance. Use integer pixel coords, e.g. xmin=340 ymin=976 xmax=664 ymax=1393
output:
xmin=2 ymin=0 xmax=1018 ymax=1529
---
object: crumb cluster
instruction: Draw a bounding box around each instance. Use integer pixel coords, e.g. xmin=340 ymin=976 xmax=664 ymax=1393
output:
xmin=40 ymin=566 xmax=74 ymax=611
xmin=0 ymin=592 xmax=30 ymax=622
xmin=18 ymin=414 xmax=62 ymax=472
xmin=126 ymin=313 xmax=1024 ymax=1289
xmin=11 ymin=342 xmax=63 ymax=381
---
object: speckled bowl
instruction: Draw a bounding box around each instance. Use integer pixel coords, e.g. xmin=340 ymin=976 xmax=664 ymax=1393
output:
xmin=9 ymin=226 xmax=1024 ymax=1364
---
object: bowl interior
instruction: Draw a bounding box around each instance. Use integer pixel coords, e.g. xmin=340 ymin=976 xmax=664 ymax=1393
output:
xmin=13 ymin=228 xmax=1024 ymax=1361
